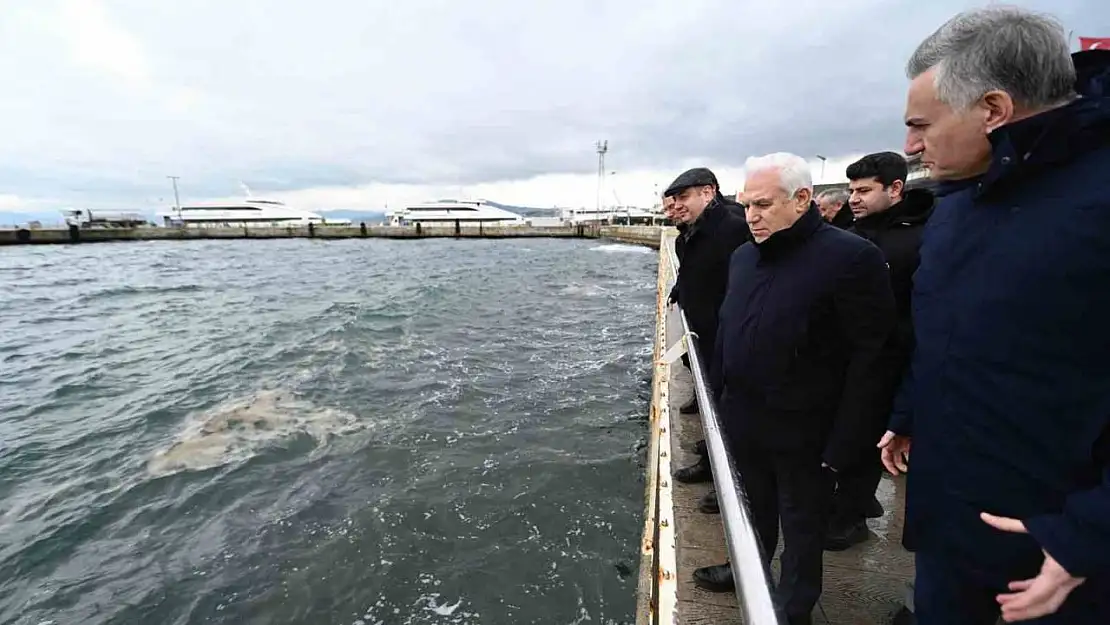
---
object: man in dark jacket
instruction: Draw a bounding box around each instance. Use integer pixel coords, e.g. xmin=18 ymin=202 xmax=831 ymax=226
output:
xmin=694 ymin=152 xmax=895 ymax=625
xmin=881 ymin=8 xmax=1110 ymax=623
xmin=665 ymin=166 xmax=752 ymax=399
xmin=663 ymin=167 xmax=752 ymax=491
xmin=668 ymin=168 xmax=746 ymax=284
xmin=815 ymin=188 xmax=854 ymax=228
xmin=664 ymin=194 xmax=698 ymax=375
xmin=825 ymin=152 xmax=934 ymax=550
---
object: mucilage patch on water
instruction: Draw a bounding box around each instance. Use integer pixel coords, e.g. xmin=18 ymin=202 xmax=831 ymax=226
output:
xmin=146 ymin=389 xmax=363 ymax=477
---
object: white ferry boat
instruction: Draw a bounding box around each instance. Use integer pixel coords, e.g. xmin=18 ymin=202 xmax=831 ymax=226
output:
xmin=157 ymin=198 xmax=350 ymax=228
xmin=560 ymin=205 xmax=664 ymax=225
xmin=386 ymin=199 xmax=526 ymax=227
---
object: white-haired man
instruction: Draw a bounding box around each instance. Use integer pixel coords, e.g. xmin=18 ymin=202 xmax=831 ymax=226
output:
xmin=695 ymin=152 xmax=895 ymax=624
xmin=815 ymin=188 xmax=853 ymax=228
xmin=883 ymin=7 xmax=1110 ymax=623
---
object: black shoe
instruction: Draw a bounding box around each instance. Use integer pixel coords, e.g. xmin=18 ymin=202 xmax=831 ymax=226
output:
xmin=679 ymin=397 xmax=699 ymax=414
xmin=865 ymin=495 xmax=884 ymax=519
xmin=692 ymin=563 xmax=733 ymax=592
xmin=691 ymin=439 xmax=707 ymax=456
xmin=825 ymin=519 xmax=870 ymax=551
xmin=699 ymin=489 xmax=719 ymax=514
xmin=786 ymin=614 xmax=813 ymax=625
xmin=891 ymin=607 xmax=916 ymax=625
xmin=674 ymin=457 xmax=712 ymax=483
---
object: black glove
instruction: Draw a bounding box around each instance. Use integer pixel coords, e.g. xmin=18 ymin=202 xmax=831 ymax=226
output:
xmin=667 ymin=285 xmax=679 ymax=305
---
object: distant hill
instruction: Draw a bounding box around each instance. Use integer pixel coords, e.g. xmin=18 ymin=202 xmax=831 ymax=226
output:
xmin=0 ymin=211 xmax=68 ymax=227
xmin=318 ymin=210 xmax=387 ymax=224
xmin=485 ymin=201 xmax=559 ymax=217
xmin=336 ymin=202 xmax=562 ymax=220
xmin=0 ymin=209 xmax=387 ymax=226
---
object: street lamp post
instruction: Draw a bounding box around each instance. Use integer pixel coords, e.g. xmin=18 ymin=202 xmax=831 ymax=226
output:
xmin=815 ymin=155 xmax=827 ymax=182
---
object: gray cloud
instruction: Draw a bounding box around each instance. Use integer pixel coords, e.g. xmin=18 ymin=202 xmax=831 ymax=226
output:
xmin=0 ymin=0 xmax=1106 ymax=207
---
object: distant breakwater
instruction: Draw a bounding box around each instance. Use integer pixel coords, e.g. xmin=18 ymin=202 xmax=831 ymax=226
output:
xmin=0 ymin=224 xmax=665 ymax=248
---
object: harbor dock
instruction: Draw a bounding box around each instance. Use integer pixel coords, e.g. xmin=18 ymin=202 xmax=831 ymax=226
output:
xmin=638 ymin=232 xmax=914 ymax=624
xmin=0 ymin=223 xmax=666 ymax=248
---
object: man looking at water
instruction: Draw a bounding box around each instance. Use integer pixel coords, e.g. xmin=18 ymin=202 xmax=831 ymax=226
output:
xmin=665 ymin=193 xmax=696 ymax=375
xmin=880 ymin=8 xmax=1110 ymax=623
xmin=664 ymin=167 xmax=751 ymax=414
xmin=662 ymin=194 xmax=680 ymax=226
xmin=824 ymin=151 xmax=934 ymax=551
xmin=683 ymin=167 xmax=746 ymax=219
xmin=695 ymin=153 xmax=894 ymax=624
xmin=664 ymin=168 xmax=751 ymax=498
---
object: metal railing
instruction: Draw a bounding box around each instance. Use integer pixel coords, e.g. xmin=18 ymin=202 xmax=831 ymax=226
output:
xmin=637 ymin=233 xmax=680 ymax=625
xmin=664 ymin=236 xmax=782 ymax=624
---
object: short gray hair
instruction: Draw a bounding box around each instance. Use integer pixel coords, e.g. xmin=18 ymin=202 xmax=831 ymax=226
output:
xmin=744 ymin=152 xmax=813 ymax=198
xmin=816 ymin=188 xmax=849 ymax=206
xmin=907 ymin=6 xmax=1075 ymax=111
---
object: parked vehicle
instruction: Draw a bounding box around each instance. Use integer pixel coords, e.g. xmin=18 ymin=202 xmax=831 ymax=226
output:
xmin=62 ymin=209 xmax=151 ymax=228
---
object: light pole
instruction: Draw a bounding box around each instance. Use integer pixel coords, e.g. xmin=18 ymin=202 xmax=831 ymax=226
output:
xmin=167 ymin=175 xmax=181 ymax=219
xmin=654 ymin=183 xmax=660 ymax=223
xmin=595 ymin=140 xmax=608 ymax=220
xmin=815 ymin=155 xmax=827 ymax=182
xmin=608 ymin=171 xmax=618 ymax=223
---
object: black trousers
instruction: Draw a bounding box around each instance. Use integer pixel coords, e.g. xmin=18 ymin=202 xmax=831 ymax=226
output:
xmin=734 ymin=439 xmax=836 ymax=619
xmin=681 ymin=336 xmax=714 ymax=407
xmin=831 ymin=454 xmax=883 ymax=523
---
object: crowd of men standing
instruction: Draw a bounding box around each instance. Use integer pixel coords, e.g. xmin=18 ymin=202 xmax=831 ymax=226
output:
xmin=660 ymin=6 xmax=1109 ymax=625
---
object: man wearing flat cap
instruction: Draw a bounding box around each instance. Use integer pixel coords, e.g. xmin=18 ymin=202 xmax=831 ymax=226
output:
xmin=666 ymin=167 xmax=751 ymax=389
xmin=670 ymin=167 xmax=746 ymax=219
xmin=666 ymin=167 xmax=753 ymax=492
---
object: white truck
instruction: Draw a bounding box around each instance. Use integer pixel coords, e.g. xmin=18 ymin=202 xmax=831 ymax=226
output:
xmin=62 ymin=209 xmax=150 ymax=229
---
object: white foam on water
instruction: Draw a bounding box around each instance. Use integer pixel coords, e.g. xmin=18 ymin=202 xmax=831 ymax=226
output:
xmin=592 ymin=243 xmax=652 ymax=254
xmin=560 ymin=283 xmax=608 ymax=297
xmin=354 ymin=589 xmax=479 ymax=625
xmin=425 ymin=596 xmax=463 ymax=616
xmin=146 ymin=389 xmax=363 ymax=477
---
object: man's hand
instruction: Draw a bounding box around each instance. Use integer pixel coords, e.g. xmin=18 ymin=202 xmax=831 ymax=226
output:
xmin=877 ymin=431 xmax=911 ymax=475
xmin=980 ymin=513 xmax=1086 ymax=622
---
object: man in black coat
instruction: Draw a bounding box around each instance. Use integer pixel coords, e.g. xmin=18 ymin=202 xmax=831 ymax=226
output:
xmin=663 ymin=168 xmax=752 ymax=492
xmin=665 ymin=167 xmax=752 ymax=398
xmin=663 ymin=194 xmax=696 ymax=372
xmin=825 ymin=152 xmax=935 ymax=550
xmin=694 ymin=153 xmax=895 ymax=625
xmin=668 ymin=168 xmax=746 ymax=280
xmin=815 ymin=188 xmax=854 ymax=228
xmin=882 ymin=13 xmax=1110 ymax=624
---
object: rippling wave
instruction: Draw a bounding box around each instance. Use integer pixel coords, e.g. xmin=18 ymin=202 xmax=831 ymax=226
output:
xmin=0 ymin=238 xmax=656 ymax=625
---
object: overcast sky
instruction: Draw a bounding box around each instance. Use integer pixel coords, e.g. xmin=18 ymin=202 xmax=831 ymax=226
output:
xmin=0 ymin=0 xmax=1106 ymax=213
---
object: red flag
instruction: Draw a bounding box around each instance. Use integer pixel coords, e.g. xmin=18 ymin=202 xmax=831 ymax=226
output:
xmin=1079 ymin=37 xmax=1110 ymax=51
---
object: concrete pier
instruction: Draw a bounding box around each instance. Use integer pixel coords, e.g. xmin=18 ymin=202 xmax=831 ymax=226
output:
xmin=602 ymin=226 xmax=665 ymax=249
xmin=0 ymin=223 xmax=668 ymax=248
xmin=0 ymin=224 xmax=587 ymax=245
xmin=638 ymin=233 xmax=914 ymax=624
xmin=664 ymin=362 xmax=913 ymax=624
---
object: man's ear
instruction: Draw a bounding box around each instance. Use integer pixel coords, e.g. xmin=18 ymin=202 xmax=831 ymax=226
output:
xmin=795 ymin=187 xmax=812 ymax=210
xmin=981 ymin=90 xmax=1015 ymax=134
